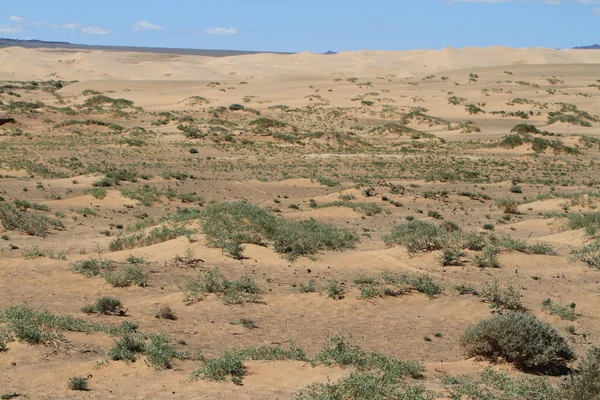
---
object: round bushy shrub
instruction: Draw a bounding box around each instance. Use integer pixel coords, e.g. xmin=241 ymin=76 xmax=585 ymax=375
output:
xmin=461 ymin=312 xmax=574 ymax=371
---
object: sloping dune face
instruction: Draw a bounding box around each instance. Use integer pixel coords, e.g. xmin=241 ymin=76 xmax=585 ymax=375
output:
xmin=2 ymin=45 xmax=600 ymax=399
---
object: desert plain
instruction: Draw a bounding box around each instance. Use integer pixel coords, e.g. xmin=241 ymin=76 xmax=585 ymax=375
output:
xmin=1 ymin=45 xmax=600 ymax=399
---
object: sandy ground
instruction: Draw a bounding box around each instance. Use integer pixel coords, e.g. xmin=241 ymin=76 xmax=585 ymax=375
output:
xmin=1 ymin=46 xmax=600 ymax=399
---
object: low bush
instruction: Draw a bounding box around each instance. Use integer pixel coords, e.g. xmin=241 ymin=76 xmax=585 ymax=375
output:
xmin=541 ymin=298 xmax=577 ymax=321
xmin=109 ymin=225 xmax=194 ymax=251
xmin=82 ymin=297 xmax=124 ymax=316
xmin=573 ymin=240 xmax=600 ymax=268
xmin=0 ymin=202 xmax=64 ymax=237
xmin=496 ymin=196 xmax=520 ymax=214
xmin=200 ymin=202 xmax=357 ymax=260
xmin=460 ymin=312 xmax=575 ymax=371
xmin=181 ymin=267 xmax=261 ymax=304
xmin=480 ymin=282 xmax=522 ymax=311
xmin=67 ymin=377 xmax=88 ymax=391
xmin=384 ymin=220 xmax=447 ymax=252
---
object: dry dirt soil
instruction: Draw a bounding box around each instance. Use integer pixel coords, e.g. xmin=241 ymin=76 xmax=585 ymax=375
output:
xmin=1 ymin=46 xmax=600 ymax=399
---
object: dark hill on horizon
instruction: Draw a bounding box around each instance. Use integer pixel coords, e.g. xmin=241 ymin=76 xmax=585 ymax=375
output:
xmin=0 ymin=38 xmax=292 ymax=57
xmin=573 ymin=44 xmax=600 ymax=50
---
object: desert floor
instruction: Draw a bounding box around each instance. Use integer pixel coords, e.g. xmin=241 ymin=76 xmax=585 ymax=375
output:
xmin=1 ymin=46 xmax=600 ymax=399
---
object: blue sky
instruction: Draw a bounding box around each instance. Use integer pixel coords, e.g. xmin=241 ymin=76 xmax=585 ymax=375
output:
xmin=0 ymin=0 xmax=599 ymax=52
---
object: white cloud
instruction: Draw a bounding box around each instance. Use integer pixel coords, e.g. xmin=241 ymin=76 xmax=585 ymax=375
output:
xmin=131 ymin=20 xmax=163 ymax=31
xmin=6 ymin=16 xmax=110 ymax=35
xmin=201 ymin=27 xmax=238 ymax=35
xmin=62 ymin=23 xmax=83 ymax=30
xmin=593 ymin=6 xmax=600 ymax=13
xmin=81 ymin=26 xmax=111 ymax=35
xmin=0 ymin=25 xmax=23 ymax=33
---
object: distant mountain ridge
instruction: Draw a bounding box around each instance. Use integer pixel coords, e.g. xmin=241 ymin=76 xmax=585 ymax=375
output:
xmin=0 ymin=38 xmax=291 ymax=57
xmin=573 ymin=44 xmax=600 ymax=49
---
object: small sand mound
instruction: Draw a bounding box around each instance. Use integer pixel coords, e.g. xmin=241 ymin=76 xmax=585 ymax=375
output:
xmin=517 ymin=198 xmax=567 ymax=213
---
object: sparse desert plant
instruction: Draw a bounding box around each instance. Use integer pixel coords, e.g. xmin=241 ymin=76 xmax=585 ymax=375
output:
xmin=573 ymin=240 xmax=600 ymax=268
xmin=109 ymin=334 xmax=145 ymax=362
xmin=103 ymin=265 xmax=148 ymax=287
xmin=199 ymin=202 xmax=357 ymax=260
xmin=461 ymin=312 xmax=574 ymax=371
xmin=67 ymin=377 xmax=88 ymax=391
xmin=192 ymin=352 xmax=246 ymax=384
xmin=0 ymin=202 xmax=64 ymax=237
xmin=71 ymin=258 xmax=113 ymax=277
xmin=155 ymin=305 xmax=177 ymax=320
xmin=496 ymin=196 xmax=520 ymax=214
xmin=229 ymin=318 xmax=258 ymax=329
xmin=384 ymin=220 xmax=448 ymax=252
xmin=465 ymin=104 xmax=485 ymax=114
xmin=109 ymin=225 xmax=194 ymax=252
xmin=145 ymin=334 xmax=180 ymax=370
xmin=84 ymin=188 xmax=107 ymax=199
xmin=480 ymin=282 xmax=522 ymax=310
xmin=299 ymin=279 xmax=317 ymax=293
xmin=181 ymin=267 xmax=261 ymax=304
xmin=541 ymin=298 xmax=577 ymax=321
xmin=325 ymin=279 xmax=345 ymax=299
xmin=473 ymin=246 xmax=501 ymax=268
xmin=439 ymin=246 xmax=465 ymax=266
xmin=82 ymin=297 xmax=124 ymax=316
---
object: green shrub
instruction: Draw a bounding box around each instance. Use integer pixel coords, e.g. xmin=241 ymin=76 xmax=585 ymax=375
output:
xmin=480 ymin=282 xmax=522 ymax=310
xmin=229 ymin=318 xmax=258 ymax=329
xmin=109 ymin=334 xmax=145 ymax=362
xmin=67 ymin=377 xmax=88 ymax=391
xmin=109 ymin=225 xmax=194 ymax=251
xmin=465 ymin=104 xmax=485 ymax=114
xmin=561 ymin=347 xmax=600 ymax=399
xmin=181 ymin=267 xmax=261 ymax=304
xmin=384 ymin=220 xmax=447 ymax=252
xmin=325 ymin=279 xmax=345 ymax=299
xmin=531 ymin=137 xmax=550 ymax=153
xmin=299 ymin=279 xmax=317 ymax=293
xmin=573 ymin=240 xmax=600 ymax=268
xmin=200 ymin=202 xmax=357 ymax=260
xmin=295 ymin=372 xmax=434 ymax=400
xmin=237 ymin=344 xmax=307 ymax=362
xmin=145 ymin=334 xmax=179 ymax=370
xmin=299 ymin=334 xmax=430 ymax=399
xmin=316 ymin=200 xmax=382 ymax=216
xmin=155 ymin=305 xmax=177 ymax=320
xmin=0 ymin=202 xmax=64 ymax=237
xmin=382 ymin=272 xmax=443 ymax=299
xmin=192 ymin=352 xmax=245 ymax=384
xmin=82 ymin=297 xmax=124 ymax=315
xmin=473 ymin=246 xmax=501 ymax=268
xmin=103 ymin=265 xmax=148 ymax=287
xmin=499 ymin=134 xmax=526 ymax=149
xmin=439 ymin=247 xmax=465 ymax=266
xmin=71 ymin=258 xmax=113 ymax=277
xmin=455 ymin=284 xmax=478 ymax=295
xmin=541 ymin=298 xmax=577 ymax=321
xmin=0 ymin=306 xmax=104 ymax=345
xmin=496 ymin=196 xmax=520 ymax=214
xmin=83 ymin=95 xmax=134 ymax=108
xmin=461 ymin=312 xmax=575 ymax=371
xmin=120 ymin=185 xmax=162 ymax=206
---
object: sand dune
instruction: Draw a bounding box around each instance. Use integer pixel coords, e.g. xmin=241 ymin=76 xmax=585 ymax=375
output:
xmin=1 ymin=46 xmax=600 ymax=81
